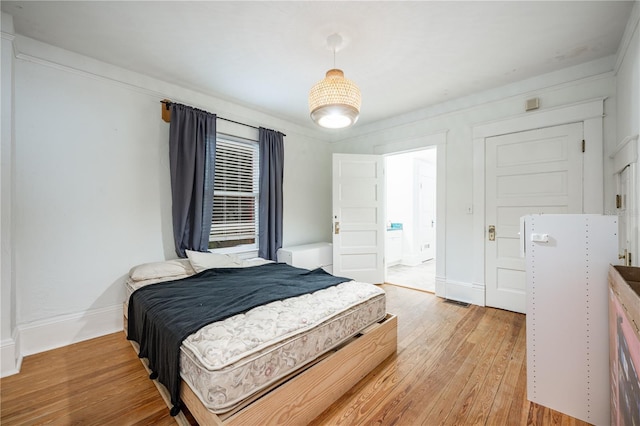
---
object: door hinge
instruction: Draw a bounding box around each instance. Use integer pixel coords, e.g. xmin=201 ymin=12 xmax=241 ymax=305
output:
xmin=581 ymin=139 xmax=585 ymax=153
xmin=616 ymin=194 xmax=622 ymax=209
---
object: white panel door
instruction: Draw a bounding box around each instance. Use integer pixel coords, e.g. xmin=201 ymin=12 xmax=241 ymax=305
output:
xmin=332 ymin=154 xmax=385 ymax=283
xmin=618 ymin=166 xmax=631 ymax=265
xmin=485 ymin=122 xmax=584 ymax=313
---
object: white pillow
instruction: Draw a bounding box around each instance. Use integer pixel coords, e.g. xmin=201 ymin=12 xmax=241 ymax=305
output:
xmin=127 ymin=274 xmax=193 ymax=291
xmin=185 ymin=250 xmax=242 ymax=273
xmin=129 ymin=259 xmax=195 ymax=282
xmin=241 ymin=257 xmax=274 ymax=267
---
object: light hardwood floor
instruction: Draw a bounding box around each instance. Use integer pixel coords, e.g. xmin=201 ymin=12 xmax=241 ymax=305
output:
xmin=1 ymin=284 xmax=590 ymax=425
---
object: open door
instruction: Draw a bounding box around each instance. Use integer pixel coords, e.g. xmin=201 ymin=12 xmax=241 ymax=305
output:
xmin=332 ymin=154 xmax=385 ymax=283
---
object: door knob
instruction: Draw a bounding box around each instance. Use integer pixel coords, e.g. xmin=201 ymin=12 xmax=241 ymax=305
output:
xmin=619 ymin=249 xmax=632 ymax=266
xmin=488 ymin=225 xmax=496 ymax=241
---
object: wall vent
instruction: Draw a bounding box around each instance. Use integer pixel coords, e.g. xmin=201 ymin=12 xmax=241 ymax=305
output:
xmin=525 ymin=97 xmax=540 ymax=112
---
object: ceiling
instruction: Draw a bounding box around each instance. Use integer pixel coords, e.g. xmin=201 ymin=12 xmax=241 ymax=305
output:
xmin=1 ymin=1 xmax=635 ymax=131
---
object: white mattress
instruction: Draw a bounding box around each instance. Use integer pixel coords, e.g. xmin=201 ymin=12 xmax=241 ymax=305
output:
xmin=125 ymin=274 xmax=386 ymax=414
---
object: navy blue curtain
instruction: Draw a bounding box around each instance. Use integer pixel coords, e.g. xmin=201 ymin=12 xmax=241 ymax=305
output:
xmin=258 ymin=128 xmax=284 ymax=260
xmin=169 ymin=103 xmax=216 ymax=258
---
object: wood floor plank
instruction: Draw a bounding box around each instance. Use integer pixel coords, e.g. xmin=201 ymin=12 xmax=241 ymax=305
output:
xmin=1 ymin=284 xmax=592 ymax=426
xmin=408 ymin=308 xmax=503 ymax=425
xmin=464 ymin=310 xmax=524 ymax=425
xmin=509 ymin=356 xmax=535 ymax=425
xmin=354 ymin=304 xmax=487 ymax=424
xmin=434 ymin=308 xmax=508 ymax=425
xmin=485 ymin=319 xmax=527 ymax=425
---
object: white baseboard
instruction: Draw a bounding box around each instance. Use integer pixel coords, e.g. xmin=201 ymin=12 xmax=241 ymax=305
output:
xmin=444 ymin=280 xmax=485 ymax=306
xmin=18 ymin=304 xmax=123 ymax=357
xmin=435 ymin=275 xmax=446 ymax=298
xmin=1 ymin=330 xmax=22 ymax=378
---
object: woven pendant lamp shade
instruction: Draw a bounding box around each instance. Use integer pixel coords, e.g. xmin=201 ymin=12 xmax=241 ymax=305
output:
xmin=309 ymin=68 xmax=361 ymax=129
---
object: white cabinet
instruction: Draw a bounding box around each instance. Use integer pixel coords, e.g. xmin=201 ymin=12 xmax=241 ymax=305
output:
xmin=277 ymin=242 xmax=333 ymax=273
xmin=523 ymin=214 xmax=618 ymax=425
xmin=385 ymin=230 xmax=403 ymax=266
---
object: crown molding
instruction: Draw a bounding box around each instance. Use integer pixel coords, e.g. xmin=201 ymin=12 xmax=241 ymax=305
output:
xmin=614 ymin=1 xmax=640 ymax=74
xmin=12 ymin=33 xmax=328 ymax=143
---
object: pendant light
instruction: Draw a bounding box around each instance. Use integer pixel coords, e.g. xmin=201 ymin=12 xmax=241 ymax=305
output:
xmin=309 ymin=34 xmax=361 ymax=129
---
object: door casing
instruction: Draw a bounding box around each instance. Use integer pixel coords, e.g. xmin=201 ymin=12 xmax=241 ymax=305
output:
xmin=372 ymin=132 xmax=447 ymax=297
xmin=611 ymin=134 xmax=639 ymax=266
xmin=472 ymin=98 xmax=606 ymax=307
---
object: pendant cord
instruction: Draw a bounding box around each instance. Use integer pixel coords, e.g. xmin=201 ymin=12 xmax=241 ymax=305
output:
xmin=327 ymin=33 xmax=342 ymax=70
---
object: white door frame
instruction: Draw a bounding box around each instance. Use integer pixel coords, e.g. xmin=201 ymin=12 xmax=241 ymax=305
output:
xmin=374 ymin=131 xmax=447 ymax=298
xmin=610 ymin=134 xmax=639 ymax=266
xmin=472 ymin=98 xmax=606 ymax=306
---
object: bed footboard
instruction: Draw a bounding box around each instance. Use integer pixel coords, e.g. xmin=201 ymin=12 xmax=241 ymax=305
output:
xmin=128 ymin=313 xmax=397 ymax=425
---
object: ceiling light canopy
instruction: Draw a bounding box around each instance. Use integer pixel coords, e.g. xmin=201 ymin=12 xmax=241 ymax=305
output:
xmin=309 ymin=34 xmax=361 ymax=129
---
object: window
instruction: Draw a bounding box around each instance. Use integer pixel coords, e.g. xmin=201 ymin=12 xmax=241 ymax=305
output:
xmin=209 ymin=136 xmax=259 ymax=251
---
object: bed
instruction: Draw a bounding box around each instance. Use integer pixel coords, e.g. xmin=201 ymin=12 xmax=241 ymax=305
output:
xmin=124 ymin=251 xmax=397 ymax=425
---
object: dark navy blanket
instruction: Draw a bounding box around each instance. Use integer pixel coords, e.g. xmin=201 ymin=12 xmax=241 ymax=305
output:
xmin=126 ymin=262 xmax=350 ymax=415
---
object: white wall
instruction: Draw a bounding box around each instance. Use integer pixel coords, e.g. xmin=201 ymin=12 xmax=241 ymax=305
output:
xmin=2 ymin=23 xmax=332 ymax=372
xmin=385 ymin=155 xmax=413 ymax=229
xmin=334 ymin=57 xmax=618 ymax=303
xmin=616 ymin=3 xmax=640 ymax=144
xmin=1 ymin=12 xmax=18 ymax=376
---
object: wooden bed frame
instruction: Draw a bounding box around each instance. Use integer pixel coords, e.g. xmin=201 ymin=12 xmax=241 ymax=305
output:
xmin=125 ymin=306 xmax=397 ymax=425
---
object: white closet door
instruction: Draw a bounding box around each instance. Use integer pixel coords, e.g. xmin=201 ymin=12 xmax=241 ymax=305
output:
xmin=485 ymin=122 xmax=584 ymax=313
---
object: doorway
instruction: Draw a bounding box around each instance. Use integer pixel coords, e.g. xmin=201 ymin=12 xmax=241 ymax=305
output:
xmin=384 ymin=148 xmax=437 ymax=292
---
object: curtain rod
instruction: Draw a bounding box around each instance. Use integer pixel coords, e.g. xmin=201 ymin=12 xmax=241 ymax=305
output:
xmin=160 ymin=100 xmax=286 ymax=137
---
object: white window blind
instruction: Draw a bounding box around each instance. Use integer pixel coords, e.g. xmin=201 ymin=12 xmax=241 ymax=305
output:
xmin=209 ymin=137 xmax=259 ymax=250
